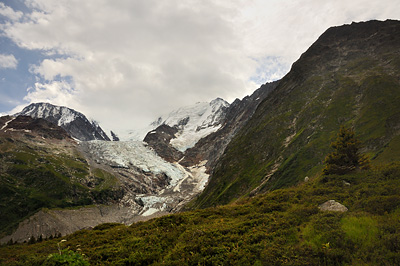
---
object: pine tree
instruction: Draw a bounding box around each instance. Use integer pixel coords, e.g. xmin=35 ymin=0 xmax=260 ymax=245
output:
xmin=323 ymin=126 xmax=370 ymax=175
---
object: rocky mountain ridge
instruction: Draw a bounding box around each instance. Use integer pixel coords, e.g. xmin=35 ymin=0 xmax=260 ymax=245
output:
xmin=180 ymin=81 xmax=278 ymax=171
xmin=17 ymin=103 xmax=110 ymax=141
xmin=143 ymin=82 xmax=278 ymax=170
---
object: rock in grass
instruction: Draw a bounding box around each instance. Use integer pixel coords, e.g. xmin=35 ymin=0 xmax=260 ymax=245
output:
xmin=318 ymin=200 xmax=348 ymax=212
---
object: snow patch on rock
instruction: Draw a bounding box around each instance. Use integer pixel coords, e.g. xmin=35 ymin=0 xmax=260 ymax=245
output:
xmin=122 ymin=98 xmax=229 ymax=150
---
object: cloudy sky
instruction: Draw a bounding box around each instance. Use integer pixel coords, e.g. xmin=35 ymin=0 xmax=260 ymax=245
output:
xmin=0 ymin=0 xmax=399 ymax=136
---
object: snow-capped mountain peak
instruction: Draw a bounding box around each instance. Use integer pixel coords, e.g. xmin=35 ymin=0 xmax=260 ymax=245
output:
xmin=20 ymin=102 xmax=82 ymax=127
xmin=17 ymin=102 xmax=110 ymax=141
xmin=147 ymin=98 xmax=229 ymax=152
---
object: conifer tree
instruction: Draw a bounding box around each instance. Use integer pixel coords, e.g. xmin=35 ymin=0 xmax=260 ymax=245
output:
xmin=323 ymin=126 xmax=370 ymax=175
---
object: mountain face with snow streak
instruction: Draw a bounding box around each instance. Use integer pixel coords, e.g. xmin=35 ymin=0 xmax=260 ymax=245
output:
xmin=144 ymin=98 xmax=229 ymax=152
xmin=17 ymin=103 xmax=110 ymax=141
xmin=180 ymin=81 xmax=279 ymax=170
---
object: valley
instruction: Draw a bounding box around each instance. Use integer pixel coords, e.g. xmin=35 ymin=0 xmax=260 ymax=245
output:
xmin=0 ymin=19 xmax=400 ymax=265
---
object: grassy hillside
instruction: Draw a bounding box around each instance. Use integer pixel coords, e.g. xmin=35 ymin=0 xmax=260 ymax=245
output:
xmin=1 ymin=163 xmax=399 ymax=265
xmin=190 ymin=20 xmax=400 ymax=209
xmin=0 ymin=129 xmax=120 ymax=238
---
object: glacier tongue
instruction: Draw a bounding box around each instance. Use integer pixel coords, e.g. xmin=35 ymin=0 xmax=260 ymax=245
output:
xmin=83 ymin=140 xmax=186 ymax=187
xmin=81 ymin=140 xmax=210 ymax=217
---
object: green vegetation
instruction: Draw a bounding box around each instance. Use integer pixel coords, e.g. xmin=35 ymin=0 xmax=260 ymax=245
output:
xmin=1 ymin=163 xmax=400 ymax=265
xmin=43 ymin=239 xmax=89 ymax=266
xmin=0 ymin=137 xmax=121 ymax=237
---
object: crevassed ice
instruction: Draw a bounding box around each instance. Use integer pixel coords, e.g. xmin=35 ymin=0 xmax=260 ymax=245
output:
xmin=86 ymin=140 xmax=186 ymax=187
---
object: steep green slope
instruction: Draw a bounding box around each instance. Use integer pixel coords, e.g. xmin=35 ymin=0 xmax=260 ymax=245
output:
xmin=1 ymin=163 xmax=400 ymax=265
xmin=0 ymin=116 xmax=120 ymax=237
xmin=191 ymin=20 xmax=400 ymax=208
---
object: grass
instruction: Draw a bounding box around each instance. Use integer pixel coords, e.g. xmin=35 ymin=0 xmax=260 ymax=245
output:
xmin=341 ymin=215 xmax=378 ymax=248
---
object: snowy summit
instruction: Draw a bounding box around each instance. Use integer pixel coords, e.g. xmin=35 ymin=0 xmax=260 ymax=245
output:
xmin=140 ymin=98 xmax=229 ymax=152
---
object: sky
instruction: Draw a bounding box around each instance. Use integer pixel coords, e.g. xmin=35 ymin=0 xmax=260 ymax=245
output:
xmin=0 ymin=0 xmax=399 ymax=136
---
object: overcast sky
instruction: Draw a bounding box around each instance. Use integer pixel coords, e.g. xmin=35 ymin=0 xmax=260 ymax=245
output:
xmin=0 ymin=0 xmax=399 ymax=135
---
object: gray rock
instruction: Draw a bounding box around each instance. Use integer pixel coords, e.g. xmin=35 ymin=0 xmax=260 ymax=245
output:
xmin=343 ymin=180 xmax=351 ymax=186
xmin=318 ymin=200 xmax=348 ymax=212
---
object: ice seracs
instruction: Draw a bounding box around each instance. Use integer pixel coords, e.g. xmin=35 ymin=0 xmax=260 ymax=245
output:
xmin=83 ymin=140 xmax=186 ymax=187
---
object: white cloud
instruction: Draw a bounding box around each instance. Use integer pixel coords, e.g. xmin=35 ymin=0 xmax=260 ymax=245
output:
xmin=0 ymin=3 xmax=23 ymax=21
xmin=0 ymin=54 xmax=18 ymax=69
xmin=1 ymin=0 xmax=400 ymax=134
xmin=3 ymin=0 xmax=258 ymax=132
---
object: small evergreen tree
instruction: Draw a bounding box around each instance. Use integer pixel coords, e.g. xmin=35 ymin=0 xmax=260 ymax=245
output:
xmin=323 ymin=126 xmax=370 ymax=175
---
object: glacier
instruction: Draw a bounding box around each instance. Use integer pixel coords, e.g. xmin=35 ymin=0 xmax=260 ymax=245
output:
xmin=80 ymin=140 xmax=210 ymax=217
xmin=123 ymin=98 xmax=229 ymax=152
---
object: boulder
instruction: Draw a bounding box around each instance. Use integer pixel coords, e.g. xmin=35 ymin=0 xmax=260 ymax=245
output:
xmin=318 ymin=200 xmax=348 ymax=212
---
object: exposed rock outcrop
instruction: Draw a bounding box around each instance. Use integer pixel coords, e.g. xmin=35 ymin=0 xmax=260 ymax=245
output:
xmin=143 ymin=124 xmax=183 ymax=163
xmin=318 ymin=200 xmax=348 ymax=212
xmin=0 ymin=205 xmax=167 ymax=244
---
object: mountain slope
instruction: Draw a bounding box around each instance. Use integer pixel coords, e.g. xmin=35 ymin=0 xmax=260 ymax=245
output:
xmin=191 ymin=19 xmax=400 ymax=208
xmin=0 ymin=115 xmax=121 ymax=239
xmin=17 ymin=103 xmax=110 ymax=141
xmin=2 ymin=163 xmax=400 ymax=265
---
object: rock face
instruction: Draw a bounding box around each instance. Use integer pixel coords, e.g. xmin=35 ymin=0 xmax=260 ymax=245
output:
xmin=1 ymin=115 xmax=71 ymax=140
xmin=0 ymin=205 xmax=169 ymax=244
xmin=181 ymin=81 xmax=278 ymax=171
xmin=144 ymin=124 xmax=183 ymax=163
xmin=17 ymin=102 xmax=110 ymax=141
xmin=111 ymin=131 xmax=120 ymax=141
xmin=318 ymin=200 xmax=348 ymax=212
xmin=0 ymin=115 xmax=125 ymax=243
